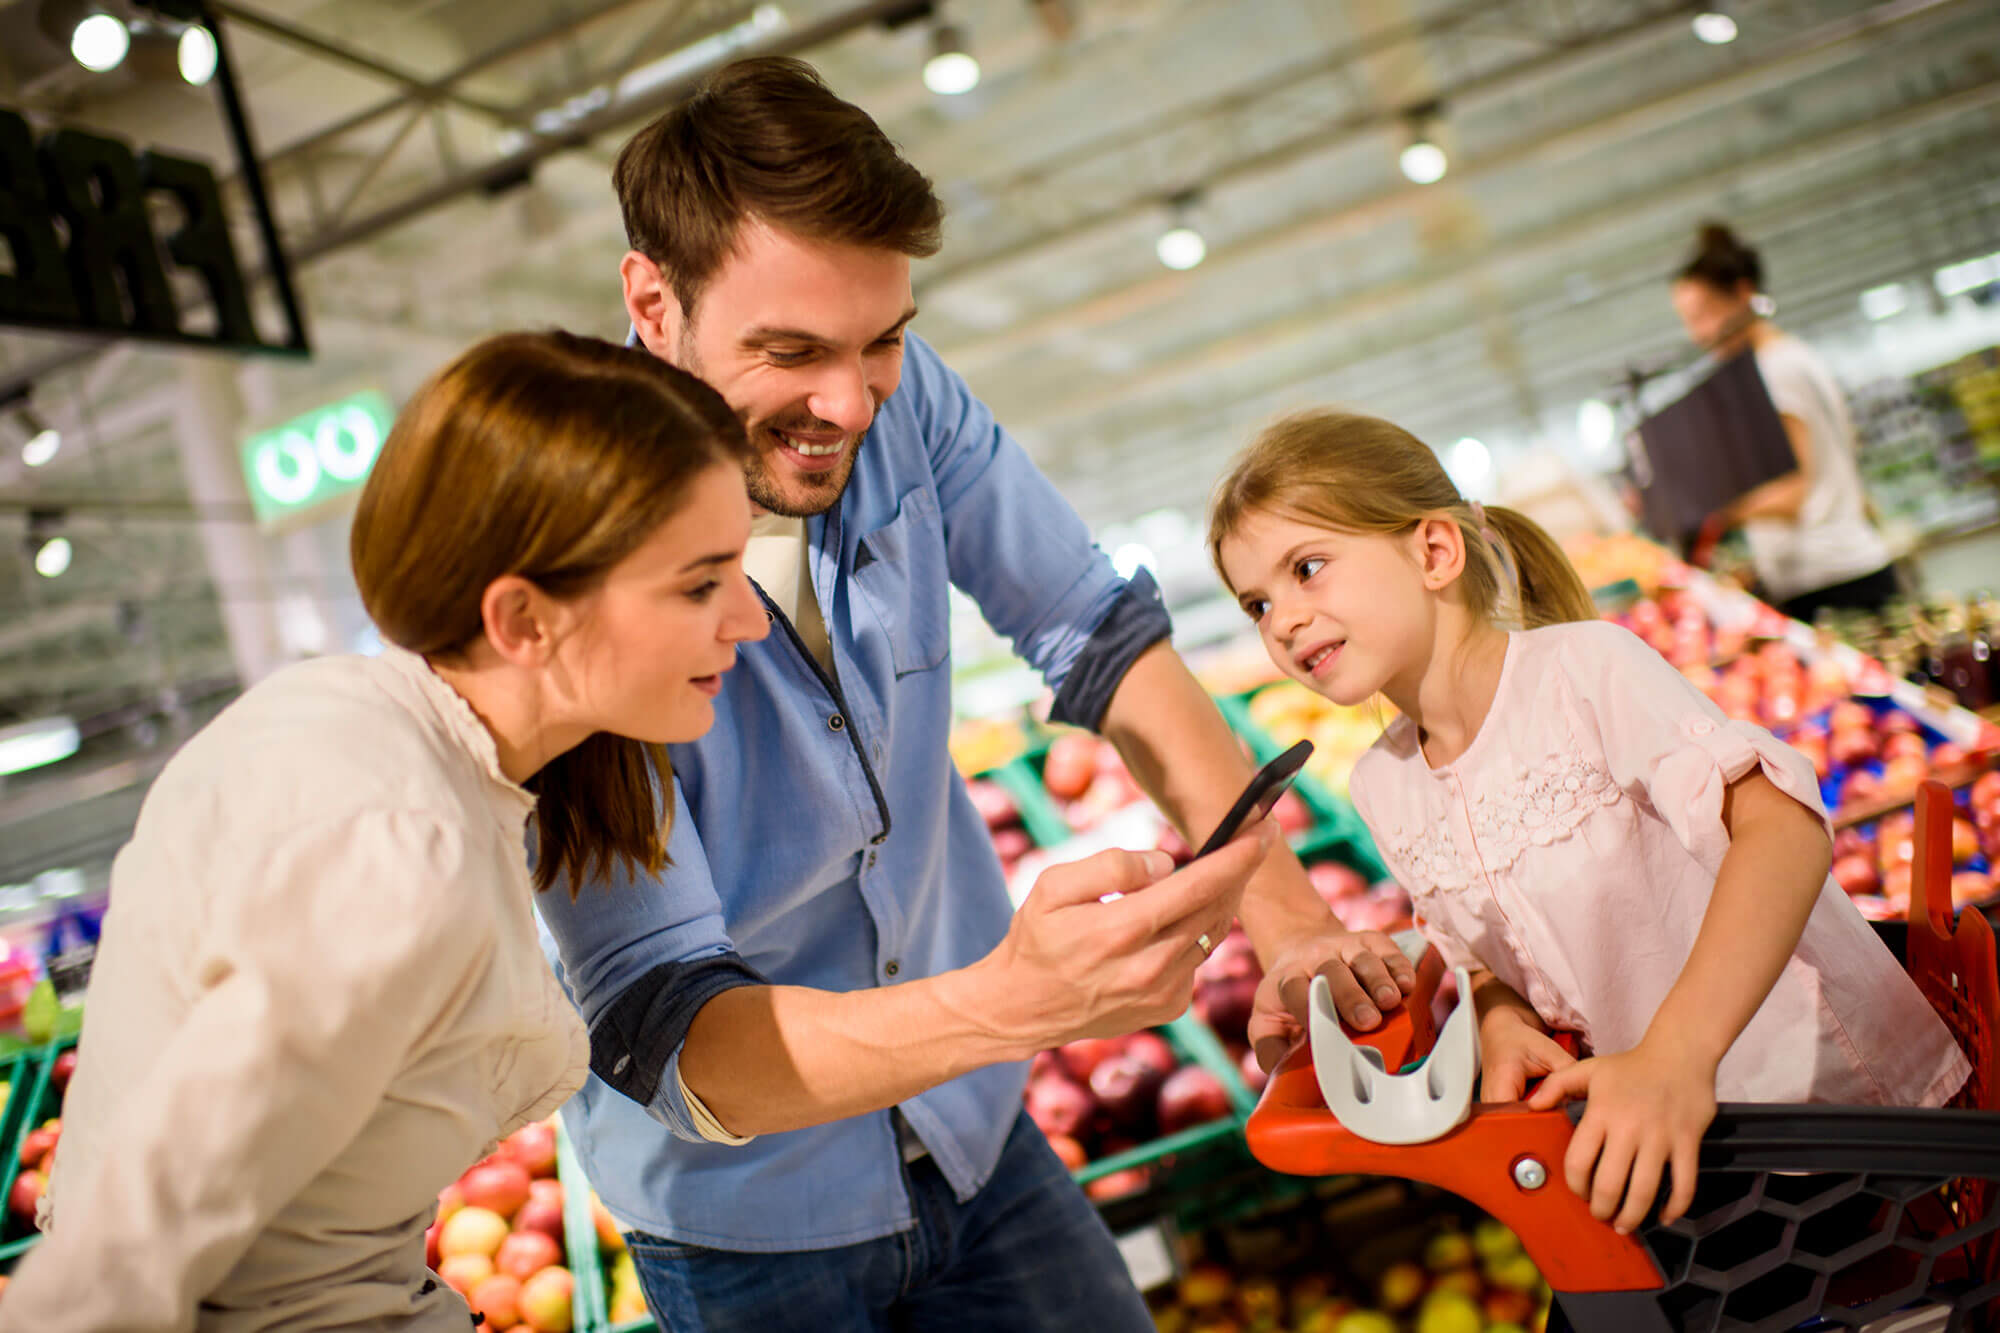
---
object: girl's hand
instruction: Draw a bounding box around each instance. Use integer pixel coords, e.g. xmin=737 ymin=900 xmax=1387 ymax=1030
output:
xmin=1478 ymin=1007 xmax=1576 ymax=1103
xmin=1526 ymin=1040 xmax=1718 ymax=1233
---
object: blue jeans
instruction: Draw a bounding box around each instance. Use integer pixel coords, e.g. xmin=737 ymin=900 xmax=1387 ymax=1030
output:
xmin=625 ymin=1111 xmax=1154 ymax=1332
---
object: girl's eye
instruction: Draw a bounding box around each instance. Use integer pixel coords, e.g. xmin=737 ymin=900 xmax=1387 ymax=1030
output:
xmin=1243 ymin=598 xmax=1270 ymax=621
xmin=1295 ymin=556 xmax=1325 ymax=583
xmin=687 ymin=581 xmax=720 ymax=603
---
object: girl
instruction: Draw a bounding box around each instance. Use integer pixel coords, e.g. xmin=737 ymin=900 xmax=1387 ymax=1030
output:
xmin=2 ymin=332 xmax=769 ymax=1329
xmin=1209 ymin=409 xmax=1968 ymax=1235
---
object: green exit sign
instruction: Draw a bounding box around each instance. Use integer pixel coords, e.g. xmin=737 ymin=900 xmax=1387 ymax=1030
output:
xmin=240 ymin=390 xmax=395 ymax=524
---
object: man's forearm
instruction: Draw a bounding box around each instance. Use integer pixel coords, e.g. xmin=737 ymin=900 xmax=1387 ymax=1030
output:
xmin=1725 ymin=471 xmax=1808 ymax=524
xmin=679 ymin=960 xmax=1032 ymax=1138
xmin=1098 ymin=643 xmax=1339 ymax=963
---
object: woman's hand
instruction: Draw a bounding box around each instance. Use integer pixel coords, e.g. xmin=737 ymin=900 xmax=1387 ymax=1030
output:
xmin=1526 ymin=1037 xmax=1717 ymax=1233
xmin=1477 ymin=1006 xmax=1576 ymax=1104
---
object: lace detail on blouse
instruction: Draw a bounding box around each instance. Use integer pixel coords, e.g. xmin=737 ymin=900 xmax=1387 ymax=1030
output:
xmin=1382 ymin=753 xmax=1624 ymax=898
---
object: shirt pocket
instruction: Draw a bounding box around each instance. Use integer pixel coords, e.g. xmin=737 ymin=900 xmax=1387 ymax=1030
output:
xmin=850 ymin=486 xmax=950 ymax=678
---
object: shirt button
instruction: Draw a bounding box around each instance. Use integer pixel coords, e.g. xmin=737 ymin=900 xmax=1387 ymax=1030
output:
xmin=828 ymin=713 xmax=846 ymax=732
xmin=884 ymin=959 xmax=900 ymax=977
xmin=871 ymin=832 xmax=887 ymax=846
xmin=866 ymin=850 xmax=878 ymax=869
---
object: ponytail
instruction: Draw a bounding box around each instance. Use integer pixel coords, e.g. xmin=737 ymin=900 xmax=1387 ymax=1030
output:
xmin=1479 ymin=506 xmax=1598 ymax=628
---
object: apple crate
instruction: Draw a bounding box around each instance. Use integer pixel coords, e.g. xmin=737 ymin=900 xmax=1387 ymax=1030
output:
xmin=0 ymin=1035 xmax=76 ymax=1267
xmin=1215 ymin=693 xmax=1387 ymax=884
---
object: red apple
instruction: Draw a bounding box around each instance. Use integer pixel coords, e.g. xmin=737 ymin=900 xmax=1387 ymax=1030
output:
xmin=469 ymin=1273 xmax=523 ymax=1330
xmin=1830 ymin=727 xmax=1879 ymax=768
xmin=1083 ymin=1166 xmax=1150 ymax=1201
xmin=1122 ymin=1031 xmax=1176 ymax=1076
xmin=527 ymin=1178 xmax=563 ymax=1209
xmin=965 ymin=778 xmax=1018 ymax=830
xmin=49 ymin=1049 xmax=77 ymax=1093
xmin=496 ymin=1229 xmax=563 ymax=1282
xmin=1831 ymin=701 xmax=1877 ymax=733
xmin=1045 ymin=1132 xmax=1088 ymax=1171
xmin=1841 ymin=770 xmax=1881 ymax=807
xmin=1953 ymin=818 xmax=1981 ymax=864
xmin=1831 ymin=855 xmax=1880 ymax=897
xmin=1930 ymin=743 xmax=1968 ymax=770
xmin=1971 ymin=771 xmax=2000 ymax=817
xmin=1880 ymin=756 xmax=1928 ymax=796
xmin=18 ymin=1126 xmax=59 ymax=1172
xmin=990 ymin=827 xmax=1032 ymax=864
xmin=1193 ymin=973 xmax=1259 ymax=1043
xmin=1089 ymin=1054 xmax=1166 ymax=1130
xmin=1025 ymin=1071 xmax=1095 ymax=1139
xmin=517 ymin=1266 xmax=574 ymax=1332
xmin=1157 ymin=1066 xmax=1232 ymax=1134
xmin=8 ymin=1169 xmax=44 ymax=1220
xmin=425 ymin=1219 xmax=442 ymax=1269
xmin=1308 ymin=861 xmax=1371 ymax=906
xmin=512 ymin=1196 xmax=565 ymax=1245
xmin=1952 ymin=871 xmax=1995 ymax=909
xmin=499 ymin=1122 xmax=558 ymax=1180
xmin=1057 ymin=1037 xmax=1123 ymax=1082
xmin=1041 ymin=735 xmax=1098 ymax=801
xmin=1880 ymin=710 xmax=1920 ymax=735
xmin=437 ymin=1252 xmax=494 ymax=1297
xmin=460 ymin=1161 xmax=532 ymax=1220
xmin=1882 ymin=732 xmax=1928 ymax=763
xmin=1271 ymin=790 xmax=1314 ymax=837
xmin=435 ymin=1181 xmax=466 ymax=1225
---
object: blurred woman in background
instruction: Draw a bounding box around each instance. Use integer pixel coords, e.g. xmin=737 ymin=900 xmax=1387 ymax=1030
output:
xmin=1671 ymin=222 xmax=1900 ymax=621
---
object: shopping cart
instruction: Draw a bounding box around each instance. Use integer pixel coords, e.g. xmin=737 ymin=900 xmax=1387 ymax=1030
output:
xmin=1247 ymin=780 xmax=2000 ymax=1332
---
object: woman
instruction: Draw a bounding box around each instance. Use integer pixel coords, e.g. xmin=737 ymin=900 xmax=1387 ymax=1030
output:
xmin=1671 ymin=222 xmax=1899 ymax=621
xmin=1 ymin=331 xmax=767 ymax=1329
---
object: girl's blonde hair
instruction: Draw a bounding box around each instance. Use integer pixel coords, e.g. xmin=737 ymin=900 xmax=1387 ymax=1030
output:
xmin=1207 ymin=409 xmax=1597 ymax=630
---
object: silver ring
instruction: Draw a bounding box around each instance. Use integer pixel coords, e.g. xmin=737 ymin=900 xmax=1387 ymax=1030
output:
xmin=1195 ymin=931 xmax=1215 ymax=959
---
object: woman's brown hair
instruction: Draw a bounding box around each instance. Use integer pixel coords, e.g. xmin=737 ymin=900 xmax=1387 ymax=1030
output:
xmin=614 ymin=55 xmax=944 ymax=316
xmin=1678 ymin=221 xmax=1764 ymax=295
xmin=1207 ymin=410 xmax=1597 ymax=631
xmin=351 ymin=330 xmax=752 ymax=895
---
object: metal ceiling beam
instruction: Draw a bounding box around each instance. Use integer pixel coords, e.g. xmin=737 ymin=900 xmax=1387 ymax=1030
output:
xmin=1007 ymin=71 xmax=2000 ymax=435
xmin=934 ymin=0 xmax=1975 ymax=378
xmin=0 ymin=1 xmax=920 ymax=404
xmin=209 ymin=1 xmax=516 ymax=122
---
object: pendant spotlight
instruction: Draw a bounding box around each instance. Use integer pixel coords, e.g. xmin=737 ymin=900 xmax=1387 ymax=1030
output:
xmin=1155 ymin=191 xmax=1207 ymax=272
xmin=923 ymin=23 xmax=980 ymax=96
xmin=1399 ymin=104 xmax=1449 ymax=185
xmin=1692 ymin=9 xmax=1739 ymax=44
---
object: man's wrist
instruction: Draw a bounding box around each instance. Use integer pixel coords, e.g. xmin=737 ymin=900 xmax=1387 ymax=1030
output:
xmin=933 ymin=955 xmax=1050 ymax=1066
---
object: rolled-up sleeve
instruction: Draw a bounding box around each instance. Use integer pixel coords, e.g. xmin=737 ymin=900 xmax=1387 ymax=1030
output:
xmin=537 ymin=777 xmax=764 ymax=1144
xmin=905 ymin=335 xmax=1171 ymax=724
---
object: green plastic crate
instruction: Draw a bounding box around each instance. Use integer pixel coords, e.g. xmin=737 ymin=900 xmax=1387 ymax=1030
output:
xmin=555 ymin=1117 xmax=615 ymax=1331
xmin=1214 ymin=692 xmax=1387 ymax=882
xmin=0 ymin=1036 xmax=76 ymax=1266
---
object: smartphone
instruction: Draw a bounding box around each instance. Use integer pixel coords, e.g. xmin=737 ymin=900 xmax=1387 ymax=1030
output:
xmin=1193 ymin=740 xmax=1314 ymax=858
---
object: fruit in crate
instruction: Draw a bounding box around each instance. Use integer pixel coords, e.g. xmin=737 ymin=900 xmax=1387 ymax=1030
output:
xmin=18 ymin=1120 xmax=60 ymax=1172
xmin=49 ymin=1049 xmax=77 ymax=1093
xmin=8 ymin=1169 xmax=45 ymax=1221
xmin=1192 ymin=928 xmax=1260 ymax=1043
xmin=517 ymin=1265 xmax=575 ymax=1332
xmin=461 ymin=1160 xmax=533 ymax=1218
xmin=514 ymin=1179 xmax=565 ymax=1243
xmin=439 ymin=1252 xmax=495 ymax=1297
xmin=441 ymin=1206 xmax=511 ymax=1260
xmin=498 ymin=1121 xmax=558 ymax=1179
xmin=496 ymin=1229 xmax=563 ymax=1282
xmin=1157 ymin=1066 xmax=1233 ymax=1135
xmin=1042 ymin=734 xmax=1099 ymax=801
xmin=468 ymin=1274 xmax=524 ymax=1329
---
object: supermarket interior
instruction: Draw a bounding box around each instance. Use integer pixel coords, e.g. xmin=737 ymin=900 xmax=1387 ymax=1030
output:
xmin=3 ymin=1 xmax=2000 ymax=1330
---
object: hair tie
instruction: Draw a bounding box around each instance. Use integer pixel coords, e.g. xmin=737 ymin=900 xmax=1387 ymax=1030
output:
xmin=1466 ymin=501 xmax=1523 ymax=623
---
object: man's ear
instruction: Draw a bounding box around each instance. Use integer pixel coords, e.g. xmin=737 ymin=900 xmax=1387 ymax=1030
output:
xmin=621 ymin=250 xmax=683 ymax=362
xmin=1413 ymin=515 xmax=1469 ymax=590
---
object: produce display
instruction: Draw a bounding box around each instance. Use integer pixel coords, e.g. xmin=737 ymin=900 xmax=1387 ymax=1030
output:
xmin=1150 ymin=1202 xmax=1549 ymax=1333
xmin=1026 ymin=1029 xmax=1239 ymax=1201
xmin=426 ymin=1120 xmax=578 ymax=1331
xmin=1238 ymin=685 xmax=1390 ymax=797
xmin=1 ymin=1044 xmax=74 ymax=1250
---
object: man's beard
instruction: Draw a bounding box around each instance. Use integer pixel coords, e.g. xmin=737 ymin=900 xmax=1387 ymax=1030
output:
xmin=743 ymin=421 xmax=862 ymax=518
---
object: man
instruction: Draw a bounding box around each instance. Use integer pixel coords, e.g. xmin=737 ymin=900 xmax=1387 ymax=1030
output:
xmin=537 ymin=56 xmax=1414 ymax=1332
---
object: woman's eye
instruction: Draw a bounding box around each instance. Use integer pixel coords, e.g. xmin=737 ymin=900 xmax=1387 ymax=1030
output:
xmin=687 ymin=581 xmax=719 ymax=603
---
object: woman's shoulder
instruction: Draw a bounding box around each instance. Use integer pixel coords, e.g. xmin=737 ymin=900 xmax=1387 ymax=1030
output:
xmin=146 ymin=655 xmax=479 ymax=830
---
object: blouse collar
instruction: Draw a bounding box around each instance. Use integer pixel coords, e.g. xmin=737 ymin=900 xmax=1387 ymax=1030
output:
xmin=378 ymin=644 xmax=538 ymax=821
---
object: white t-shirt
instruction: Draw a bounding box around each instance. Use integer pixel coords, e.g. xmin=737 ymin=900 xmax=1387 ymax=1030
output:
xmin=1745 ymin=336 xmax=1892 ymax=601
xmin=743 ymin=512 xmax=832 ymax=675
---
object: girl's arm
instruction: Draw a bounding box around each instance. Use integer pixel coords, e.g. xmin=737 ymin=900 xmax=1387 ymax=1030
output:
xmin=1529 ymin=770 xmax=1829 ymax=1228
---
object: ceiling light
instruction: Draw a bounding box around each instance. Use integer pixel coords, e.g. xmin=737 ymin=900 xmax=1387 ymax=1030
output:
xmin=1577 ymin=399 xmax=1617 ymax=454
xmin=1400 ymin=140 xmax=1448 ymax=185
xmin=1692 ymin=11 xmax=1738 ymax=44
xmin=177 ymin=23 xmax=216 ymax=84
xmin=1156 ymin=190 xmax=1208 ymax=271
xmin=1860 ymin=283 xmax=1909 ymax=322
xmin=22 ymin=427 xmax=61 ymax=467
xmin=1156 ymin=226 xmax=1206 ymax=271
xmin=34 ymin=536 xmax=73 ymax=578
xmin=1449 ymin=437 xmax=1492 ymax=497
xmin=0 ymin=716 xmax=81 ymax=776
xmin=923 ymin=24 xmax=979 ymax=96
xmin=71 ymin=12 xmax=130 ymax=72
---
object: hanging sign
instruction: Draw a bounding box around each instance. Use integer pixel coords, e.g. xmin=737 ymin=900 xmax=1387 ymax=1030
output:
xmin=240 ymin=390 xmax=394 ymax=525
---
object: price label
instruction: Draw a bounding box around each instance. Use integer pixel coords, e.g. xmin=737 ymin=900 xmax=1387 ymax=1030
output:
xmin=1115 ymin=1221 xmax=1178 ymax=1292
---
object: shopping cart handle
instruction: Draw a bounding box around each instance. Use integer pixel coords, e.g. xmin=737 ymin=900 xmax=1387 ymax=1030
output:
xmin=1308 ymin=964 xmax=1479 ymax=1145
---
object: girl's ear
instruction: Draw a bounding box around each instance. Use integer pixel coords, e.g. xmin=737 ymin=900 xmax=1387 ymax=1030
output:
xmin=1412 ymin=515 xmax=1468 ymax=591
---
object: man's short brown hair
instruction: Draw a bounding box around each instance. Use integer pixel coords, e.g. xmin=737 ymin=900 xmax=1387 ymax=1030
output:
xmin=614 ymin=56 xmax=944 ymax=315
